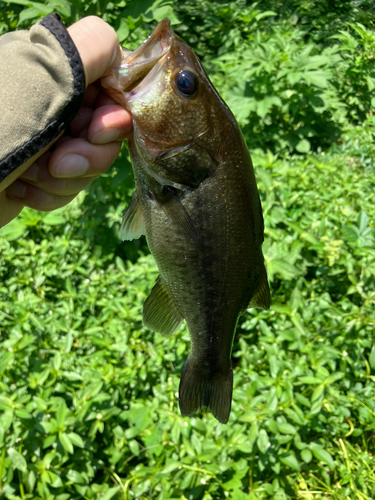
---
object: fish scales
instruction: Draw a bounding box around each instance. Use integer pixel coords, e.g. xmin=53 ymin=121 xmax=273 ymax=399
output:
xmin=101 ymin=18 xmax=270 ymax=423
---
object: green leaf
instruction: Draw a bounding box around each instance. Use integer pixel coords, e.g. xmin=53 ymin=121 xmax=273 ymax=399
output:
xmin=255 ymin=10 xmax=277 ymax=21
xmin=223 ymin=476 xmax=243 ymax=490
xmin=53 ymin=352 xmax=61 ymax=371
xmin=49 ymin=0 xmax=71 ymax=17
xmin=43 ymin=211 xmax=66 ymax=226
xmin=48 ymin=471 xmax=63 ymax=488
xmin=67 ymin=432 xmax=85 ymax=448
xmin=0 ymin=218 xmax=27 ymax=241
xmin=296 ymin=139 xmax=311 ymax=153
xmin=180 ymin=470 xmax=195 ymax=490
xmin=64 ymin=332 xmax=73 ymax=354
xmin=267 ymin=419 xmax=278 ymax=434
xmin=278 ymin=423 xmax=297 ymax=435
xmin=101 ymin=486 xmax=121 ymax=500
xmin=62 ymin=371 xmax=82 ymax=381
xmin=369 ymin=346 xmax=375 ymax=370
xmin=358 ymin=211 xmax=369 ymax=233
xmin=248 ymin=421 xmax=258 ymax=450
xmin=311 ymin=446 xmax=335 ymax=468
xmin=8 ymin=448 xmax=27 ymax=472
xmin=0 ymin=353 xmax=13 ymax=376
xmin=342 ymin=225 xmax=358 ymax=242
xmin=18 ymin=5 xmax=53 ymax=23
xmin=299 ymin=376 xmax=323 ymax=385
xmin=310 ymin=400 xmax=322 ymax=415
xmin=301 ymin=449 xmax=312 ymax=463
xmin=311 ymin=385 xmax=324 ymax=402
xmin=303 ymin=70 xmax=328 ymax=88
xmin=324 ymin=373 xmax=345 ymax=385
xmin=161 ymin=462 xmax=180 ymax=473
xmin=257 ymin=429 xmax=270 ymax=454
xmin=256 ymin=96 xmax=282 ymax=118
xmin=129 ymin=439 xmax=140 ymax=455
xmin=231 ymin=489 xmax=253 ymax=500
xmin=66 ymin=469 xmax=86 ymax=485
xmin=5 ymin=0 xmax=33 ymax=5
xmin=269 ymin=259 xmax=300 ymax=280
xmin=151 ymin=4 xmax=180 ymax=24
xmin=59 ymin=432 xmax=74 ymax=454
xmin=116 ymin=256 xmax=126 ymax=274
xmin=27 ymin=470 xmax=36 ymax=492
xmin=279 ymin=453 xmax=300 ymax=471
xmin=18 ymin=207 xmax=41 ymax=226
xmin=267 ymin=392 xmax=278 ymax=411
xmin=0 ymin=396 xmax=14 ymax=410
xmin=116 ymin=17 xmax=130 ymax=43
xmin=1 ymin=411 xmax=13 ymax=432
xmin=284 ymin=407 xmax=305 ymax=426
xmin=15 ymin=408 xmax=32 ymax=419
xmin=43 ymin=435 xmax=57 ymax=449
xmin=289 ymin=287 xmax=303 ymax=313
xmin=366 ymin=75 xmax=375 ymax=91
xmin=56 ymin=401 xmax=67 ymax=429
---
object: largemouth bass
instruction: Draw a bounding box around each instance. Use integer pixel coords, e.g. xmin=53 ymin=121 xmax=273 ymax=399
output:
xmin=102 ymin=19 xmax=270 ymax=424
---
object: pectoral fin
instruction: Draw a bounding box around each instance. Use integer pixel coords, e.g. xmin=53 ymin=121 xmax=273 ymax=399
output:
xmin=160 ymin=189 xmax=198 ymax=241
xmin=248 ymin=264 xmax=271 ymax=310
xmin=119 ymin=192 xmax=145 ymax=241
xmin=143 ymin=275 xmax=184 ymax=336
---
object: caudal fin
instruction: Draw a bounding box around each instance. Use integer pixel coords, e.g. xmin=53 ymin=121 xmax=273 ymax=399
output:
xmin=179 ymin=356 xmax=233 ymax=424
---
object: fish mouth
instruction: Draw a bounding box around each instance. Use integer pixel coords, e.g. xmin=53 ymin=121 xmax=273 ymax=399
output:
xmin=101 ymin=18 xmax=173 ymax=103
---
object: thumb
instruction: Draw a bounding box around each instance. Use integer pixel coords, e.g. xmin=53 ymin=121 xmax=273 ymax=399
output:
xmin=67 ymin=16 xmax=122 ymax=87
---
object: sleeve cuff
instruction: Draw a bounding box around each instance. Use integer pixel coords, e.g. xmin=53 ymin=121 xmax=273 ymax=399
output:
xmin=0 ymin=13 xmax=85 ymax=184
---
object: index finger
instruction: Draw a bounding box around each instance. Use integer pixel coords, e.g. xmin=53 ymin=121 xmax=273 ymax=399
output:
xmin=68 ymin=17 xmax=122 ymax=86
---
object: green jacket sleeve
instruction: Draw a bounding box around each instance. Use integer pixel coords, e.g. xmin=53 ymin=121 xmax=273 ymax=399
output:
xmin=0 ymin=13 xmax=85 ymax=187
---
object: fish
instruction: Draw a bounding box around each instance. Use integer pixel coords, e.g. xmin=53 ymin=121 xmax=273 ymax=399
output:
xmin=101 ymin=18 xmax=270 ymax=424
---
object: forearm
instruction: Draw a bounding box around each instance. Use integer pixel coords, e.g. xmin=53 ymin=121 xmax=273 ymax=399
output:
xmin=0 ymin=14 xmax=85 ymax=193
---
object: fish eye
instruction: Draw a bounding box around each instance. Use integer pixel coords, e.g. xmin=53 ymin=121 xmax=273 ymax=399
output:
xmin=174 ymin=70 xmax=199 ymax=97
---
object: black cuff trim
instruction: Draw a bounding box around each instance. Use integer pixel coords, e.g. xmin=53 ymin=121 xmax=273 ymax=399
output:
xmin=0 ymin=13 xmax=86 ymax=183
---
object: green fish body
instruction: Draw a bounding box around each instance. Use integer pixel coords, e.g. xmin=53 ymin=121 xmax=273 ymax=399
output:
xmin=102 ymin=19 xmax=270 ymax=423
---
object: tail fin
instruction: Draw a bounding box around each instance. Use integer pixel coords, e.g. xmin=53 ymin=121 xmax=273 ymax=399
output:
xmin=179 ymin=356 xmax=233 ymax=424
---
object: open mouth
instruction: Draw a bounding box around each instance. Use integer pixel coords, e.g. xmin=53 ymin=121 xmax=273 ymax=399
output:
xmin=101 ymin=18 xmax=173 ymax=102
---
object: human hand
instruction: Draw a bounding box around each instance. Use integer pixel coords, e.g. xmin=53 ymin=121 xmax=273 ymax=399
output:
xmin=2 ymin=17 xmax=131 ymax=227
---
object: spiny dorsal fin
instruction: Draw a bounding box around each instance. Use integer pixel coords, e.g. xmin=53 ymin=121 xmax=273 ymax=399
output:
xmin=160 ymin=189 xmax=198 ymax=241
xmin=143 ymin=275 xmax=184 ymax=336
xmin=119 ymin=191 xmax=145 ymax=241
xmin=248 ymin=264 xmax=271 ymax=310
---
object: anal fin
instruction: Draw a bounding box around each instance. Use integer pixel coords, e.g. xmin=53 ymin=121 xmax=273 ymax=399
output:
xmin=120 ymin=191 xmax=145 ymax=241
xmin=143 ymin=275 xmax=184 ymax=336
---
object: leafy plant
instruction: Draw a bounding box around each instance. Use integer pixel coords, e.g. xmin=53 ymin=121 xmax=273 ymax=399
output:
xmin=1 ymin=1 xmax=375 ymax=498
xmin=1 ymin=116 xmax=375 ymax=498
xmin=213 ymin=31 xmax=344 ymax=153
